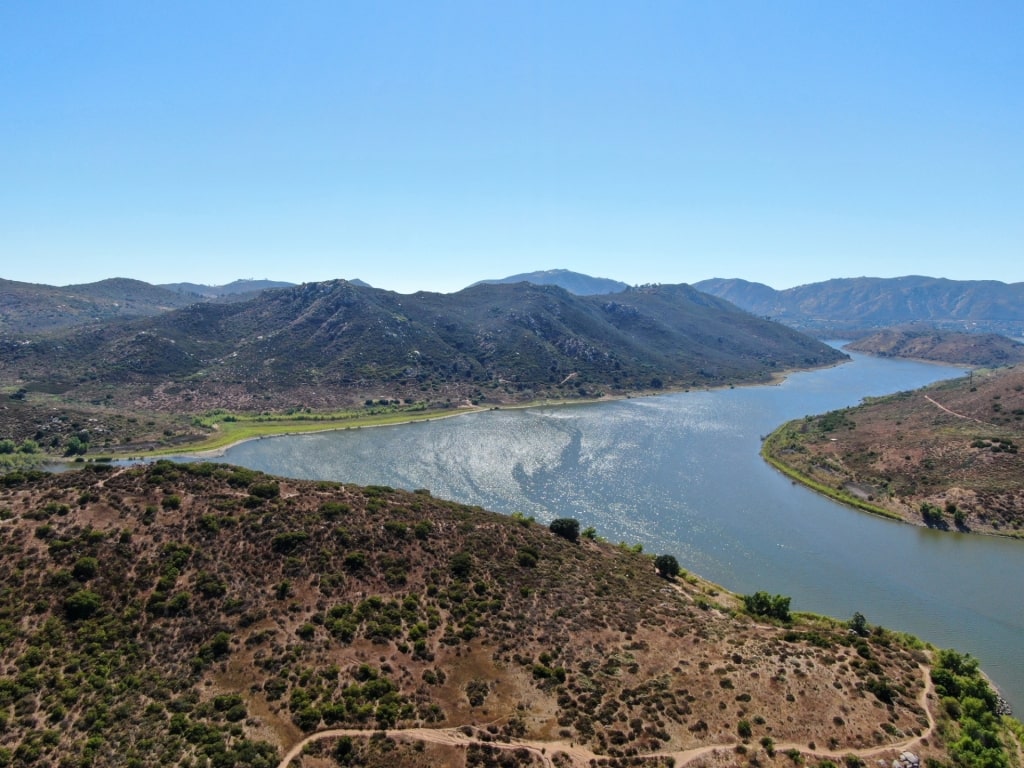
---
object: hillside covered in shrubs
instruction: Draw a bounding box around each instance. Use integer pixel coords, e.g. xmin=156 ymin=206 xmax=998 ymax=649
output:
xmin=0 ymin=463 xmax=1019 ymax=767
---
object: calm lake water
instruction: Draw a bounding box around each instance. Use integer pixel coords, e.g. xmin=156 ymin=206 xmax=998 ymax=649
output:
xmin=215 ymin=351 xmax=1024 ymax=711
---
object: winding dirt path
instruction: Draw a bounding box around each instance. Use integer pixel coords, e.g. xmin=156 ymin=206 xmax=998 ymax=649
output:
xmin=277 ymin=666 xmax=937 ymax=768
xmin=924 ymin=394 xmax=996 ymax=427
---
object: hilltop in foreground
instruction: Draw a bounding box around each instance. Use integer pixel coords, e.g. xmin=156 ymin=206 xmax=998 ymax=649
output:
xmin=0 ymin=463 xmax=1020 ymax=767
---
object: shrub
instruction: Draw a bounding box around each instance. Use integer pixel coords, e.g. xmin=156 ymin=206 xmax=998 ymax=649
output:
xmin=64 ymin=590 xmax=102 ymax=620
xmin=654 ymin=554 xmax=681 ymax=579
xmin=450 ymin=552 xmax=472 ymax=580
xmin=72 ymin=556 xmax=99 ymax=582
xmin=517 ymin=548 xmax=539 ymax=568
xmin=202 ymin=631 xmax=232 ymax=660
xmin=343 ymin=552 xmax=367 ymax=572
xmin=320 ymin=501 xmax=350 ymax=519
xmin=549 ymin=518 xmax=580 ymax=542
xmin=271 ymin=531 xmax=310 ymax=553
xmin=249 ymin=481 xmax=280 ymax=499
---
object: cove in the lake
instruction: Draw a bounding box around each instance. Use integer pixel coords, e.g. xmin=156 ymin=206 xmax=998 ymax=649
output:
xmin=212 ymin=351 xmax=1024 ymax=712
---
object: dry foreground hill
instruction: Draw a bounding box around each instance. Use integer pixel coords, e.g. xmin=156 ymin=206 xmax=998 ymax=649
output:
xmin=763 ymin=366 xmax=1024 ymax=537
xmin=0 ymin=463 xmax=1021 ymax=768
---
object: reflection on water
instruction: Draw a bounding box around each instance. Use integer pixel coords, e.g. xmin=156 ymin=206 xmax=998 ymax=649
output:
xmin=217 ymin=352 xmax=1024 ymax=711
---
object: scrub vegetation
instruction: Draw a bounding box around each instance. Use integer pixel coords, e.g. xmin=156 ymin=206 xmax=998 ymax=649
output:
xmin=0 ymin=462 xmax=1019 ymax=767
xmin=762 ymin=367 xmax=1024 ymax=537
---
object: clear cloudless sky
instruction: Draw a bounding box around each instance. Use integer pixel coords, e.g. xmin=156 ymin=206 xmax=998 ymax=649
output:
xmin=1 ymin=1 xmax=1022 ymax=294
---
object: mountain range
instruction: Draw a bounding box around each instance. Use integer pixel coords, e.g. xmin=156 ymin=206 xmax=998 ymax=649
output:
xmin=0 ymin=279 xmax=844 ymax=412
xmin=692 ymin=276 xmax=1024 ymax=337
xmin=8 ymin=271 xmax=1024 ymax=340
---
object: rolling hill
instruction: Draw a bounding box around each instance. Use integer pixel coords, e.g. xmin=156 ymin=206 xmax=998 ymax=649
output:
xmin=0 ymin=462 xmax=1012 ymax=767
xmin=762 ymin=366 xmax=1024 ymax=536
xmin=0 ymin=280 xmax=846 ymax=413
xmin=159 ymin=278 xmax=297 ymax=298
xmin=0 ymin=277 xmax=305 ymax=336
xmin=693 ymin=276 xmax=1024 ymax=337
xmin=0 ymin=277 xmax=199 ymax=335
xmin=845 ymin=329 xmax=1024 ymax=366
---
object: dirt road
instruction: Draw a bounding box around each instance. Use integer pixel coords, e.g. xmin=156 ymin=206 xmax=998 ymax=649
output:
xmin=277 ymin=665 xmax=937 ymax=768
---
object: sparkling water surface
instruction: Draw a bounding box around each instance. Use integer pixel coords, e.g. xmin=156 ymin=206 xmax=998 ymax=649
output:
xmin=213 ymin=351 xmax=1024 ymax=711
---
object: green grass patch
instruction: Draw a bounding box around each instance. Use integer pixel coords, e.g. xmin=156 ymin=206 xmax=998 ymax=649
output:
xmin=141 ymin=404 xmax=479 ymax=457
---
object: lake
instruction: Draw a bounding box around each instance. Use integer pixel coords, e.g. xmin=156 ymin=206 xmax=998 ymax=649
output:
xmin=213 ymin=351 xmax=1024 ymax=711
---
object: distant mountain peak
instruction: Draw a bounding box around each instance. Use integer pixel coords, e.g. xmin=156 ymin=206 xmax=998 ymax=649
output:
xmin=471 ymin=269 xmax=629 ymax=295
xmin=159 ymin=279 xmax=295 ymax=298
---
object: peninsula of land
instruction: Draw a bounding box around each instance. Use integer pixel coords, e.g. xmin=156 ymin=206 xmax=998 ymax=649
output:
xmin=762 ymin=366 xmax=1024 ymax=537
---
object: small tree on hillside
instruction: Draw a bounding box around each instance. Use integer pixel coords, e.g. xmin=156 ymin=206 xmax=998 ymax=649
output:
xmin=549 ymin=518 xmax=580 ymax=543
xmin=743 ymin=591 xmax=792 ymax=622
xmin=654 ymin=554 xmax=681 ymax=579
xmin=849 ymin=611 xmax=869 ymax=637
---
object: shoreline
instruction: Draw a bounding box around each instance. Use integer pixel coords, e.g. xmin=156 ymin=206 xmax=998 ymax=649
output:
xmin=84 ymin=362 xmax=831 ymax=463
xmin=760 ymin=423 xmax=1024 ymax=541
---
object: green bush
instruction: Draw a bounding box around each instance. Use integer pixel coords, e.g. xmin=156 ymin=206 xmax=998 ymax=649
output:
xmin=449 ymin=552 xmax=472 ymax=580
xmin=249 ymin=481 xmax=280 ymax=499
xmin=72 ymin=556 xmax=99 ymax=582
xmin=743 ymin=591 xmax=791 ymax=622
xmin=654 ymin=554 xmax=681 ymax=579
xmin=517 ymin=547 xmax=539 ymax=568
xmin=271 ymin=531 xmax=310 ymax=553
xmin=549 ymin=518 xmax=580 ymax=542
xmin=64 ymin=589 xmax=102 ymax=620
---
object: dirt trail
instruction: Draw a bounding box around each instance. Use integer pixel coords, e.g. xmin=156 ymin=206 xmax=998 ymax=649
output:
xmin=277 ymin=666 xmax=938 ymax=768
xmin=924 ymin=394 xmax=996 ymax=427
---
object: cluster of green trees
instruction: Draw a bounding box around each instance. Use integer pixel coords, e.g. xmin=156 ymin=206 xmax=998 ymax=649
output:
xmin=0 ymin=438 xmax=40 ymax=454
xmin=921 ymin=502 xmax=968 ymax=529
xmin=932 ymin=649 xmax=1011 ymax=768
xmin=743 ymin=591 xmax=792 ymax=622
xmin=64 ymin=435 xmax=88 ymax=455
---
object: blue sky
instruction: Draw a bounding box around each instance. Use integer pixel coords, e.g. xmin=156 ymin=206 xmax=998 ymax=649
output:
xmin=2 ymin=1 xmax=1021 ymax=294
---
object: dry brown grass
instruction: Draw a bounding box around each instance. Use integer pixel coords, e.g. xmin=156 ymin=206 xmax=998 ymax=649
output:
xmin=764 ymin=366 xmax=1024 ymax=536
xmin=0 ymin=462 xmax=1011 ymax=766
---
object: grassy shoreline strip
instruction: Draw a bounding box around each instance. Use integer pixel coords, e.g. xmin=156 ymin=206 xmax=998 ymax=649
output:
xmin=760 ymin=426 xmax=906 ymax=523
xmin=144 ymin=405 xmax=487 ymax=457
